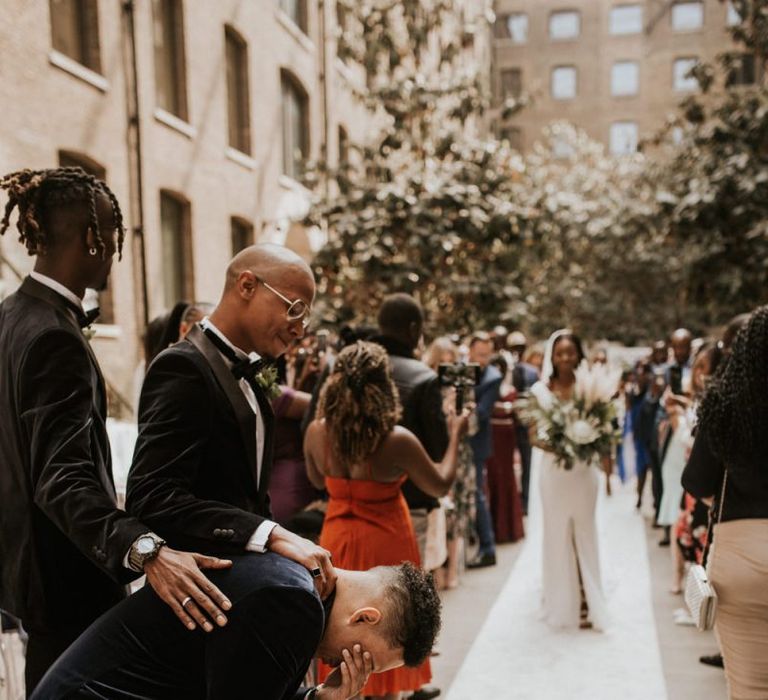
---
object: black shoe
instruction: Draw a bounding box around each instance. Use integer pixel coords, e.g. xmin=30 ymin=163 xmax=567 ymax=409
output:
xmin=467 ymin=552 xmax=497 ymax=569
xmin=699 ymin=653 xmax=724 ymax=668
xmin=658 ymin=538 xmax=671 ymax=547
xmin=410 ymin=686 xmax=441 ymax=700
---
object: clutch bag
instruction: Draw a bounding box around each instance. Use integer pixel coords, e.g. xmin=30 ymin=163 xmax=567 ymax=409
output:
xmin=684 ymin=563 xmax=717 ymax=631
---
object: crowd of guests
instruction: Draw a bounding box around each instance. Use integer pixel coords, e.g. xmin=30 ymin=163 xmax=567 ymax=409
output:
xmin=1 ymin=167 xmax=765 ymax=700
xmin=615 ymin=315 xmax=768 ymax=697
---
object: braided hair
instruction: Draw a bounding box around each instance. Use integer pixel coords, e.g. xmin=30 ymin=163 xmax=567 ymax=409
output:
xmin=0 ymin=167 xmax=125 ymax=259
xmin=316 ymin=341 xmax=402 ymax=470
xmin=697 ymin=306 xmax=768 ymax=472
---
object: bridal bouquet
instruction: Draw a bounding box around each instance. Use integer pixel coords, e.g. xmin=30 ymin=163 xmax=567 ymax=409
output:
xmin=516 ymin=361 xmax=622 ymax=469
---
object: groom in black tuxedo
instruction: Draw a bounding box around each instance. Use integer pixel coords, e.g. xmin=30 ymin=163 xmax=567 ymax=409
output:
xmin=32 ymin=556 xmax=441 ymax=700
xmin=0 ymin=168 xmax=233 ymax=695
xmin=127 ymin=244 xmax=336 ymax=623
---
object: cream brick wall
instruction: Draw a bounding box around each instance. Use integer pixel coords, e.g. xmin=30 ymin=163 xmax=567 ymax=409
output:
xmin=0 ymin=0 xmax=372 ymax=408
xmin=491 ymin=0 xmax=739 ymax=151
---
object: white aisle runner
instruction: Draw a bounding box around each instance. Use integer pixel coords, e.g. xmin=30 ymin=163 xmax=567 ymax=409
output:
xmin=446 ymin=481 xmax=667 ymax=700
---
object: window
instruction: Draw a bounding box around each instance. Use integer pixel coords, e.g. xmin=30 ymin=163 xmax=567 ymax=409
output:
xmin=281 ymin=70 xmax=310 ymax=180
xmin=152 ymin=0 xmax=188 ymax=120
xmin=336 ymin=1 xmax=347 ymax=57
xmin=727 ymin=2 xmax=742 ymax=26
xmin=500 ymin=68 xmax=523 ymax=99
xmin=551 ymin=66 xmax=577 ymax=99
xmin=494 ymin=13 xmax=528 ymax=43
xmin=160 ymin=192 xmax=194 ymax=307
xmin=610 ymin=121 xmax=639 ymax=155
xmin=49 ymin=0 xmax=101 ymax=73
xmin=499 ymin=126 xmax=523 ymax=151
xmin=58 ymin=150 xmax=114 ymax=323
xmin=672 ymin=2 xmax=704 ymax=31
xmin=674 ymin=57 xmax=699 ymax=91
xmin=230 ymin=217 xmax=253 ymax=255
xmin=611 ymin=61 xmax=639 ymax=96
xmin=225 ymin=26 xmax=251 ymax=155
xmin=549 ymin=11 xmax=580 ymax=40
xmin=280 ymin=0 xmax=308 ymax=34
xmin=609 ymin=5 xmax=643 ymax=35
xmin=338 ymin=124 xmax=349 ymax=166
xmin=726 ymin=53 xmax=756 ymax=86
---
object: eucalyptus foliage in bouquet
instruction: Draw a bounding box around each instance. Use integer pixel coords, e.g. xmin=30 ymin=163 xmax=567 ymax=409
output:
xmin=516 ymin=361 xmax=622 ymax=470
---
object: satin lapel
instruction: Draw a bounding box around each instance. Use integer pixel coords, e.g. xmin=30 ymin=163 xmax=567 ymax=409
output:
xmin=251 ymin=384 xmax=275 ymax=503
xmin=19 ymin=277 xmax=107 ymax=412
xmin=186 ymin=325 xmax=258 ymax=488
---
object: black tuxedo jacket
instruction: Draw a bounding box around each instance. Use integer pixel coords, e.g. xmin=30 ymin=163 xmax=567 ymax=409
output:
xmin=0 ymin=277 xmax=144 ymax=630
xmin=370 ymin=335 xmax=449 ymax=511
xmin=126 ymin=325 xmax=274 ymax=554
xmin=31 ymin=554 xmax=325 ymax=700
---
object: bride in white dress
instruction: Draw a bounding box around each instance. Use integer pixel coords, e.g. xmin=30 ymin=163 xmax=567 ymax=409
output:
xmin=530 ymin=329 xmax=610 ymax=631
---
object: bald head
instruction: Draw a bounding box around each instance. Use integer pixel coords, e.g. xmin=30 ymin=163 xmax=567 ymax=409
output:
xmin=670 ymin=328 xmax=693 ymax=365
xmin=210 ymin=243 xmax=315 ymax=358
xmin=225 ymin=243 xmax=312 ymax=292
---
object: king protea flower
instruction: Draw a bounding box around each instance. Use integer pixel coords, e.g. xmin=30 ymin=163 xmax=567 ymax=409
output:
xmin=574 ymin=360 xmax=621 ymax=410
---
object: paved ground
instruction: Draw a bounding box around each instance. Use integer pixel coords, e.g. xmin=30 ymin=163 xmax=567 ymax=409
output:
xmin=432 ymin=483 xmax=728 ymax=699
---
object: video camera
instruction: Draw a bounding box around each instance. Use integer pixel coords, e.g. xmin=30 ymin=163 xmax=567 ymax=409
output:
xmin=438 ymin=362 xmax=481 ymax=411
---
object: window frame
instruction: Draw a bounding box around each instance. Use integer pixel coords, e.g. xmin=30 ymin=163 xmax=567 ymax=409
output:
xmin=609 ymin=121 xmax=639 ymax=155
xmin=609 ymin=5 xmax=643 ymax=35
xmin=280 ymin=69 xmax=310 ymax=181
xmin=224 ymin=25 xmax=252 ymax=156
xmin=159 ymin=190 xmax=195 ymax=308
xmin=611 ymin=60 xmax=640 ymax=97
xmin=549 ymin=10 xmax=581 ymax=41
xmin=49 ymin=0 xmax=102 ymax=74
xmin=673 ymin=56 xmax=700 ymax=91
xmin=551 ymin=65 xmax=578 ymax=100
xmin=230 ymin=216 xmax=254 ymax=255
xmin=671 ymin=1 xmax=704 ymax=32
xmin=152 ymin=0 xmax=189 ymax=122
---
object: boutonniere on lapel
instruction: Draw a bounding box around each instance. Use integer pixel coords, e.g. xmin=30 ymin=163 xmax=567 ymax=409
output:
xmin=252 ymin=364 xmax=281 ymax=400
xmin=81 ymin=326 xmax=96 ymax=341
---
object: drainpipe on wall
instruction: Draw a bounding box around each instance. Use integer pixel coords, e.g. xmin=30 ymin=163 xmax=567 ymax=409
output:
xmin=319 ymin=0 xmax=330 ymax=201
xmin=122 ymin=0 xmax=149 ymax=331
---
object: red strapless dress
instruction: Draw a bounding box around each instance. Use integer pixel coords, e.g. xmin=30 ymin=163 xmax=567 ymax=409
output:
xmin=317 ymin=474 xmax=431 ymax=696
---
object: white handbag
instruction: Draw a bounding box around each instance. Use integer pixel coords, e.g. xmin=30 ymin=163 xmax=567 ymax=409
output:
xmin=684 ymin=471 xmax=727 ymax=632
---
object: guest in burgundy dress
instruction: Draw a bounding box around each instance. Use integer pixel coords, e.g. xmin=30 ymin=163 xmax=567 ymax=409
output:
xmin=270 ymin=387 xmax=323 ymax=525
xmin=485 ymin=355 xmax=525 ymax=543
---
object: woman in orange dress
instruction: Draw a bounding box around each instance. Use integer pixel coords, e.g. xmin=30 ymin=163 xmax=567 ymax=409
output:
xmin=304 ymin=341 xmax=469 ymax=700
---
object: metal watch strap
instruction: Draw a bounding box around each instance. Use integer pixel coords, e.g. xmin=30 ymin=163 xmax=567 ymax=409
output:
xmin=128 ymin=533 xmax=166 ymax=571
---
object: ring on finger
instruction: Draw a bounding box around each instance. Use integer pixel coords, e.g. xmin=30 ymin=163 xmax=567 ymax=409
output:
xmin=181 ymin=596 xmax=193 ymax=609
xmin=310 ymin=567 xmax=322 ymax=578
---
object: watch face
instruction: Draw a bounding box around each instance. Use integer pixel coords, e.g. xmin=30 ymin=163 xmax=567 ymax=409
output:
xmin=137 ymin=536 xmax=156 ymax=555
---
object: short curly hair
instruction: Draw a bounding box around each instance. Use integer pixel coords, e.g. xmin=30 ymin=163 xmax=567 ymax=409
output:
xmin=377 ymin=562 xmax=442 ymax=667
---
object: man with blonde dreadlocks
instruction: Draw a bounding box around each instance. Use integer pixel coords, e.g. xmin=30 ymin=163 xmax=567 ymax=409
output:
xmin=0 ymin=168 xmax=233 ymax=695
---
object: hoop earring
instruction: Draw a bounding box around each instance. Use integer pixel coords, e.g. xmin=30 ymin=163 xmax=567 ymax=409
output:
xmin=88 ymin=247 xmax=98 ymax=256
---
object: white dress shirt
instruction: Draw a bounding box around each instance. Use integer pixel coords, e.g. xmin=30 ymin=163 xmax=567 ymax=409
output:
xmin=29 ymin=271 xmax=83 ymax=318
xmin=200 ymin=318 xmax=276 ymax=551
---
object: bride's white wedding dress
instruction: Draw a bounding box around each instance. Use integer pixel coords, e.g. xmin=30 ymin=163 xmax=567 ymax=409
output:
xmin=530 ymin=380 xmax=609 ymax=631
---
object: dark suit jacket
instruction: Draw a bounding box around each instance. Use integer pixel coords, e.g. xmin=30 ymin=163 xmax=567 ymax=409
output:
xmin=31 ymin=554 xmax=325 ymax=700
xmin=371 ymin=336 xmax=449 ymax=511
xmin=0 ymin=277 xmax=144 ymax=630
xmin=469 ymin=364 xmax=503 ymax=464
xmin=126 ymin=325 xmax=274 ymax=554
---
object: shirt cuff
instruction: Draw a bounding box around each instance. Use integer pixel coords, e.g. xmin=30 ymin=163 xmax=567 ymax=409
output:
xmin=245 ymin=520 xmax=277 ymax=553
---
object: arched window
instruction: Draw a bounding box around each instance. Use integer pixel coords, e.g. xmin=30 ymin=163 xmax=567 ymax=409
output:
xmin=281 ymin=70 xmax=309 ymax=180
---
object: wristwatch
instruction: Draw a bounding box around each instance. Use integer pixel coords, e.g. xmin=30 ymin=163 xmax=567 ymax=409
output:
xmin=128 ymin=533 xmax=166 ymax=571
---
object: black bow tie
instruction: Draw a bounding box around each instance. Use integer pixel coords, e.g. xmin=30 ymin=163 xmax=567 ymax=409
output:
xmin=78 ymin=307 xmax=100 ymax=329
xmin=202 ymin=326 xmax=265 ymax=382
